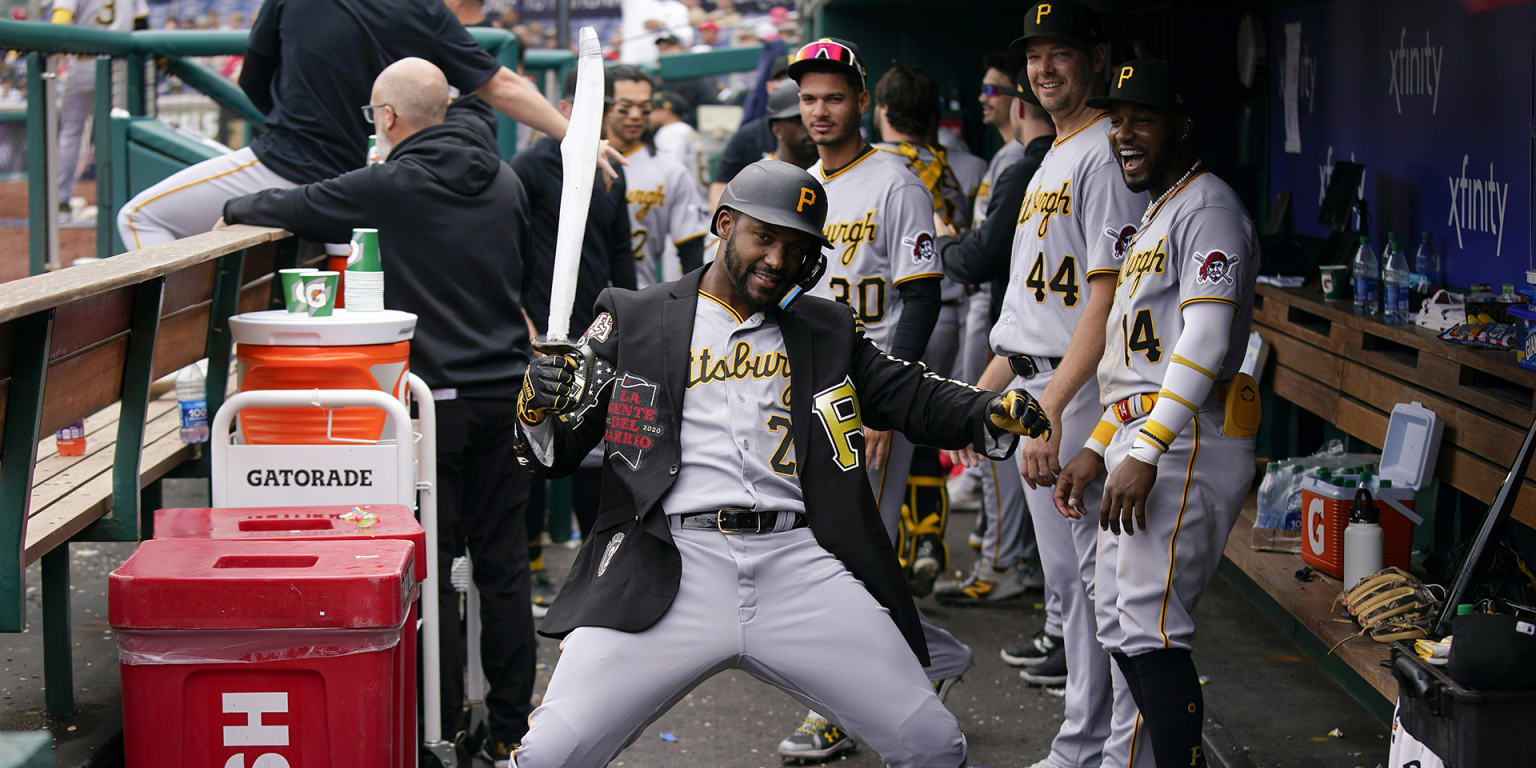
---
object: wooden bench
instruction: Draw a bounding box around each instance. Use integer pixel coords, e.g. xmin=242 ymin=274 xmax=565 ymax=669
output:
xmin=0 ymin=225 xmax=317 ymax=716
xmin=1221 ymin=283 xmax=1536 ymax=716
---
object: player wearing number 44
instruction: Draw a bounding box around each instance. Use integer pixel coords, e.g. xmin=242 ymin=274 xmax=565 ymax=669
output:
xmin=509 ymin=159 xmax=1050 ymax=768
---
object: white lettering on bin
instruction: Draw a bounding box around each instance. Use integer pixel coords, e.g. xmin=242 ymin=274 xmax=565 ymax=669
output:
xmin=222 ymin=692 xmax=289 ymax=746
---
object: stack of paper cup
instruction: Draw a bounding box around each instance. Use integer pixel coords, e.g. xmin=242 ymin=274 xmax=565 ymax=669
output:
xmin=344 ymin=227 xmax=384 ymax=312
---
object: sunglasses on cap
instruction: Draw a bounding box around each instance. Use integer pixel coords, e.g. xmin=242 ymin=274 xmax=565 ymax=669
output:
xmin=791 ymin=39 xmax=867 ymax=83
xmin=980 ymin=84 xmax=1016 ymax=99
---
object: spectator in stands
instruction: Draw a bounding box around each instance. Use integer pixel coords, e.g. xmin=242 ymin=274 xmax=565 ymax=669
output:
xmin=707 ymin=54 xmax=790 ymax=208
xmin=693 ymin=20 xmax=721 ymax=51
xmin=219 ymin=58 xmax=540 ymax=767
xmin=118 ymin=0 xmax=611 ymax=251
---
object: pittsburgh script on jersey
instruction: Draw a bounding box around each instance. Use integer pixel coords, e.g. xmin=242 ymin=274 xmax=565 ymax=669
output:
xmin=824 ymin=211 xmax=878 ymax=265
xmin=686 ymin=340 xmax=792 ymax=390
xmin=1017 ymin=180 xmax=1073 ymax=238
xmin=628 ymin=185 xmax=667 ymax=219
xmin=1119 ymin=235 xmax=1168 ymax=297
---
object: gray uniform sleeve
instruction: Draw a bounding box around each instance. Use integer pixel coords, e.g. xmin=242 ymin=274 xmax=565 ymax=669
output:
xmin=887 ymin=179 xmax=942 ymax=287
xmin=1076 ymin=160 xmax=1143 ymax=278
xmin=1174 ymin=205 xmax=1254 ymax=310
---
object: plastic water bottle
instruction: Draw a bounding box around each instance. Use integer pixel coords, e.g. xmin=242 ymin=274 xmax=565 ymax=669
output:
xmin=176 ymin=364 xmax=209 ymax=444
xmin=56 ymin=421 xmax=85 ymax=457
xmin=1381 ymin=232 xmax=1411 ymax=324
xmin=1411 ymin=231 xmax=1439 ymax=311
xmin=1351 ymin=235 xmax=1378 ymax=316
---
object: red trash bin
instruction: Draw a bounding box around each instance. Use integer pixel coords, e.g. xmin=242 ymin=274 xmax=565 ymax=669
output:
xmin=109 ymin=538 xmax=417 ymax=768
xmin=153 ymin=504 xmax=425 ymax=768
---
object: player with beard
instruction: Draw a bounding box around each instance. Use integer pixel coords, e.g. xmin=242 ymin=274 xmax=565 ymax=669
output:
xmin=507 ymin=159 xmax=1050 ymax=768
xmin=1054 ymin=59 xmax=1259 ymax=768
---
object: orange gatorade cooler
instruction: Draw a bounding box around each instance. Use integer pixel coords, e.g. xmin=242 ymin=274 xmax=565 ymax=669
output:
xmin=109 ymin=538 xmax=417 ymax=768
xmin=231 ymin=309 xmax=416 ymax=444
xmin=153 ymin=505 xmax=426 ymax=768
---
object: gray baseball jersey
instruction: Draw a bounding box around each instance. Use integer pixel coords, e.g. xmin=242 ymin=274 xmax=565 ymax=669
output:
xmin=807 ymin=147 xmax=941 ymax=352
xmin=622 ymin=146 xmax=709 ymax=287
xmin=53 ymin=0 xmax=147 ymax=30
xmin=874 ymin=142 xmax=973 ymax=306
xmin=972 ymin=139 xmax=1026 ymax=229
xmin=946 ymin=146 xmax=987 ymax=227
xmin=659 ymin=290 xmax=803 ymax=517
xmin=653 ymin=121 xmax=709 ymax=195
xmin=991 ymin=116 xmax=1146 ymax=357
xmin=1098 ymin=171 xmax=1259 ymax=405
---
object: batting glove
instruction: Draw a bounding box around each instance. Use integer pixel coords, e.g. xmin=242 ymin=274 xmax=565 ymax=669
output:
xmin=988 ymin=389 xmax=1052 ymax=439
xmin=518 ymin=354 xmax=582 ymax=425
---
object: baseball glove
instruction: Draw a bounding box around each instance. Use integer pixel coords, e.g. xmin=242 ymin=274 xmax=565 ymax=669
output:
xmin=1331 ymin=567 xmax=1444 ymax=649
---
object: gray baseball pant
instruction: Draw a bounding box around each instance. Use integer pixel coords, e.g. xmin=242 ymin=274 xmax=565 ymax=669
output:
xmin=117 ymin=146 xmax=296 ymax=250
xmin=56 ymin=61 xmax=97 ymax=204
xmin=1095 ymin=530 xmax=1155 ymax=768
xmin=1015 ymin=370 xmax=1111 ymax=768
xmin=511 ymin=526 xmax=968 ymax=768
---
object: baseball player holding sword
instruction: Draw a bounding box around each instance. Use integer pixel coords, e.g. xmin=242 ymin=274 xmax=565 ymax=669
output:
xmin=510 ymin=156 xmax=1050 ymax=768
xmin=1054 ymin=59 xmax=1260 ymax=768
xmin=989 ymin=3 xmax=1146 ymax=767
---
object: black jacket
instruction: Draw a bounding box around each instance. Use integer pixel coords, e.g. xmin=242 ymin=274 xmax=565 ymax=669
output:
xmin=938 ymin=135 xmax=1052 ymax=324
xmin=511 ymin=136 xmax=635 ymax=337
xmin=520 ymin=267 xmax=1015 ymax=665
xmin=225 ymin=108 xmax=534 ymax=397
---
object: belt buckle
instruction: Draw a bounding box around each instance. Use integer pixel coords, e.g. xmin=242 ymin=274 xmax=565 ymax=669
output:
xmin=1010 ymin=355 xmax=1038 ymax=379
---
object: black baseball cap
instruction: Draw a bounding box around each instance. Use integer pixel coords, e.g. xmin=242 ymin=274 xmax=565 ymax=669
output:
xmin=1011 ymin=0 xmax=1104 ymax=50
xmin=652 ymin=90 xmax=689 ymax=115
xmin=787 ymin=38 xmax=868 ymax=89
xmin=767 ymin=79 xmax=801 ymax=120
xmin=1012 ymin=64 xmax=1042 ymax=106
xmin=1085 ymin=58 xmax=1186 ymax=112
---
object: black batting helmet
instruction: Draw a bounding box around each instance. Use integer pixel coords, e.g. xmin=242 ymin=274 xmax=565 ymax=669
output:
xmin=711 ymin=159 xmax=832 ymax=309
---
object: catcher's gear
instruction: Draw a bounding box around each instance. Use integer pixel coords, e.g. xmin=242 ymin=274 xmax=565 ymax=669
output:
xmin=1333 ymin=567 xmax=1444 ymax=648
xmin=988 ymin=389 xmax=1052 ymax=439
xmin=518 ymin=354 xmax=582 ymax=425
xmin=710 ymin=159 xmax=833 ymax=309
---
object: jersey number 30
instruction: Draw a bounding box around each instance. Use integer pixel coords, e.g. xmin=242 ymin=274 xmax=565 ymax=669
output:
xmin=1025 ymin=252 xmax=1079 ymax=307
xmin=1122 ymin=309 xmax=1162 ymax=365
xmin=828 ymin=276 xmax=887 ymax=324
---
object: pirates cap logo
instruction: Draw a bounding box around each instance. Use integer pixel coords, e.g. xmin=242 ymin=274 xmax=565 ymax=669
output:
xmin=598 ymin=531 xmax=625 ymax=577
xmin=1105 ymin=224 xmax=1137 ymax=258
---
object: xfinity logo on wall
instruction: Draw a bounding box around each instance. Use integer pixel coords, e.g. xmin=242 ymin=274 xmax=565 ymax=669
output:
xmin=1388 ymin=28 xmax=1443 ymax=115
xmin=1447 ymin=155 xmax=1509 ymax=257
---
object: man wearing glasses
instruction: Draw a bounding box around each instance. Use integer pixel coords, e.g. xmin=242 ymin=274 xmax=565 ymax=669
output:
xmin=118 ymin=0 xmax=612 ymax=250
xmin=606 ymin=66 xmax=710 ymax=287
xmin=219 ymin=58 xmax=540 ymax=766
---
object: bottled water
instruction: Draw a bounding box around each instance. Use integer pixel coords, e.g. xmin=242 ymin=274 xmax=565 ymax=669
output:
xmin=176 ymin=364 xmax=209 ymax=444
xmin=1381 ymin=232 xmax=1411 ymax=324
xmin=1351 ymin=235 xmax=1378 ymax=316
xmin=1411 ymin=231 xmax=1439 ymax=311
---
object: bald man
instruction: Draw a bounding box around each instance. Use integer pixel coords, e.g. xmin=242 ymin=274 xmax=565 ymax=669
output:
xmin=222 ymin=58 xmax=540 ymax=763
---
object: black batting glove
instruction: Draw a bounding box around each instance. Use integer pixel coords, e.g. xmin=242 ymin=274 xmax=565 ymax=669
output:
xmin=518 ymin=354 xmax=582 ymax=425
xmin=988 ymin=389 xmax=1052 ymax=439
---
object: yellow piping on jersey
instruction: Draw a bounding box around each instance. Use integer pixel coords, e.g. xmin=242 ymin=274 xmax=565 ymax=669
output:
xmin=1179 ymin=296 xmax=1241 ymax=310
xmin=1052 ymin=113 xmax=1109 ymax=147
xmin=819 ymin=145 xmax=878 ymax=182
xmin=1170 ymin=354 xmax=1216 ymax=380
xmin=1158 ymin=416 xmax=1199 ymax=648
xmin=698 ymin=290 xmax=745 ymax=324
xmin=674 ymin=231 xmax=707 ymax=246
xmin=1086 ymin=268 xmax=1120 ymax=278
xmin=894 ymin=271 xmax=944 ymax=286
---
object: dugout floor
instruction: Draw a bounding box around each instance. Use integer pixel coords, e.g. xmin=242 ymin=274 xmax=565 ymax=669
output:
xmin=0 ymin=480 xmax=1389 ymax=767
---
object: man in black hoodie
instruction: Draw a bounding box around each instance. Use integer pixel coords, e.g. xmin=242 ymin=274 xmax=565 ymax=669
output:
xmin=221 ymin=57 xmax=538 ymax=763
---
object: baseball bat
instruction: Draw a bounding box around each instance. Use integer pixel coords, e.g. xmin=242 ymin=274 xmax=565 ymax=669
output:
xmin=544 ymin=26 xmax=603 ymax=344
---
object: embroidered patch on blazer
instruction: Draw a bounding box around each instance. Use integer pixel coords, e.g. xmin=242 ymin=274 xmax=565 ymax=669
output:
xmin=606 ymin=373 xmax=663 ymax=469
xmin=580 ymin=312 xmax=614 ymax=345
xmin=598 ymin=531 xmax=625 ymax=577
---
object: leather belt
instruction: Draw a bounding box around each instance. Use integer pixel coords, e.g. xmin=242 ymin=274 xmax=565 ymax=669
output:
xmin=675 ymin=509 xmax=808 ymax=534
xmin=1008 ymin=355 xmax=1062 ymax=379
xmin=1108 ymin=381 xmax=1231 ymax=424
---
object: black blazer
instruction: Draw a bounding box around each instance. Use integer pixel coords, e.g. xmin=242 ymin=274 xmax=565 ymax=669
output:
xmin=522 ymin=267 xmax=1012 ymax=665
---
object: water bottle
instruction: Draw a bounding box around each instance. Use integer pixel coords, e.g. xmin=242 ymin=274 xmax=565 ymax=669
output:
xmin=56 ymin=421 xmax=85 ymax=457
xmin=1343 ymin=487 xmax=1384 ymax=589
xmin=176 ymin=364 xmax=209 ymax=444
xmin=1411 ymin=231 xmax=1439 ymax=311
xmin=1351 ymin=235 xmax=1378 ymax=316
xmin=1381 ymin=232 xmax=1411 ymax=324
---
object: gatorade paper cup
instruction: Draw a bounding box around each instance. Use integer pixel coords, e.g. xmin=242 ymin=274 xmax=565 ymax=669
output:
xmin=348 ymin=228 xmax=382 ymax=271
xmin=279 ymin=268 xmax=318 ymax=313
xmin=302 ymin=271 xmax=340 ymax=317
xmin=1320 ymin=264 xmax=1349 ymax=301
